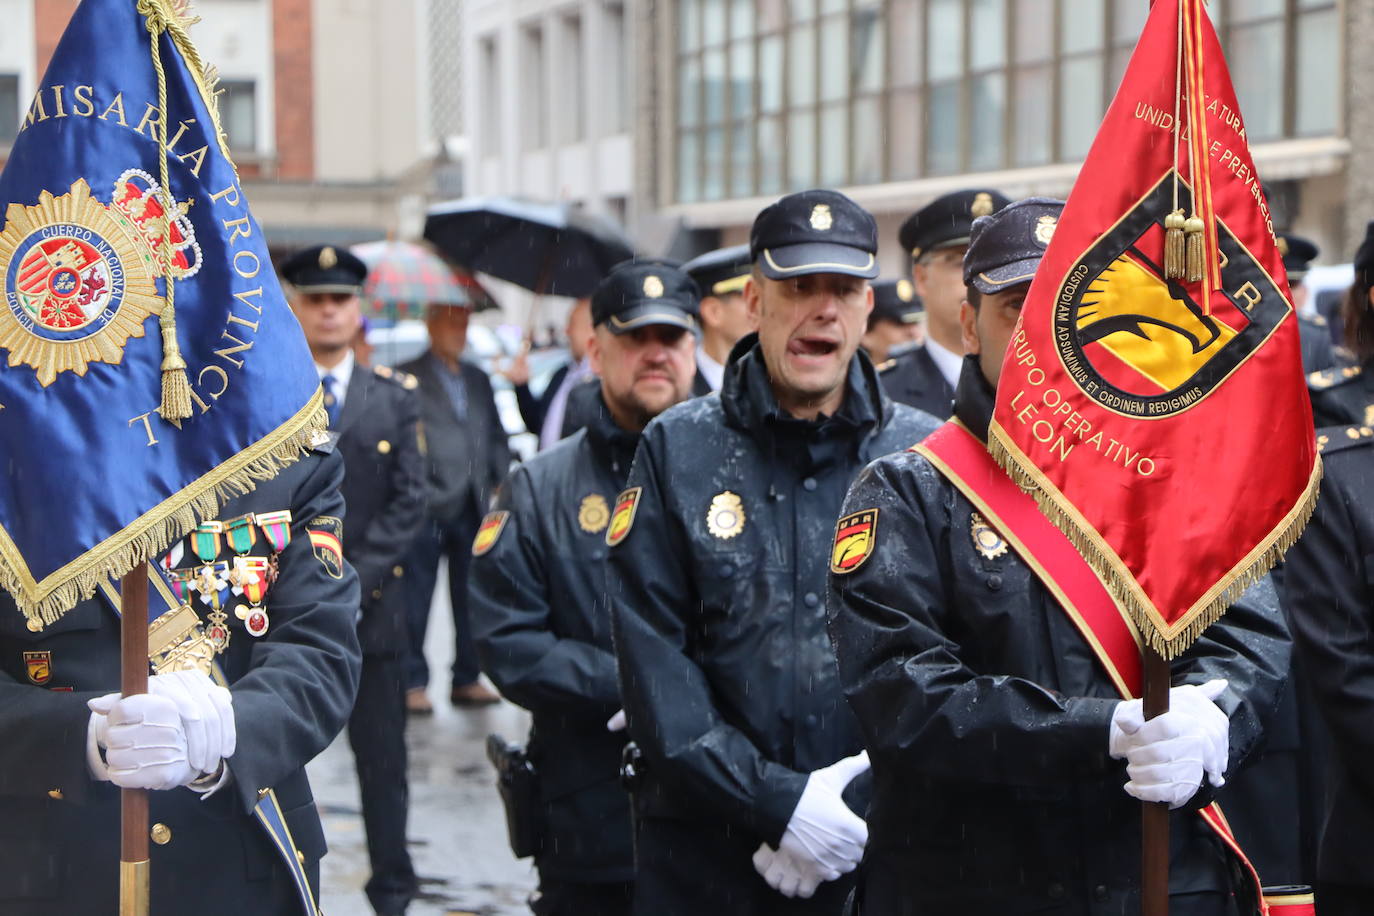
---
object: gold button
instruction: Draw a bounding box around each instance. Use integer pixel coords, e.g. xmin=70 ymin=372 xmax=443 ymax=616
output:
xmin=1347 ymin=428 xmax=1360 ymax=440
xmin=372 ymin=589 xmax=383 ymax=600
xmin=376 ymin=439 xmax=391 ymax=454
xmin=47 ymin=789 xmax=63 ymax=800
xmin=26 ymin=618 xmax=41 ymax=632
xmin=151 ymin=823 xmax=172 ymax=845
xmin=296 ymin=850 xmax=306 ymax=865
xmin=392 ymin=566 xmax=404 ymax=578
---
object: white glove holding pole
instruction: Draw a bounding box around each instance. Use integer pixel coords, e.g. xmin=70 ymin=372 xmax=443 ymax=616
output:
xmin=87 ymin=670 xmax=236 ymax=790
xmin=1109 ymin=679 xmax=1229 ymax=809
xmin=776 ymin=751 xmax=870 ymax=886
xmin=606 ymin=709 xmax=627 ymax=732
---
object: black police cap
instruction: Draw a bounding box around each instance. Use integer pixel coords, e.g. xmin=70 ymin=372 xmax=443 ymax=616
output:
xmin=750 ymin=189 xmax=878 ymax=281
xmin=963 ymin=197 xmax=1065 ymax=295
xmin=590 ymin=258 xmax=701 ymax=336
xmin=1277 ymin=233 xmax=1319 ymax=284
xmin=683 ymin=244 xmax=752 ymax=298
xmin=871 ymin=279 xmax=924 ymax=324
xmin=280 ymin=245 xmax=368 ymax=294
xmin=899 ymin=189 xmax=1012 ymax=261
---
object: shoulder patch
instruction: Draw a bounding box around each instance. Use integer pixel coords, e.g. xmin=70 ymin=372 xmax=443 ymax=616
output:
xmin=472 ymin=511 xmax=510 ymax=557
xmin=831 ymin=509 xmax=878 ymax=574
xmin=606 ymin=488 xmax=642 ymax=547
xmin=307 ymin=516 xmax=345 ymax=578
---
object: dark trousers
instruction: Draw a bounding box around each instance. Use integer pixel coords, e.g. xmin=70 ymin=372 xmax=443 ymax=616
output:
xmin=404 ymin=508 xmax=482 ymax=690
xmin=1314 ymin=883 xmax=1367 ymax=916
xmin=348 ymin=654 xmax=416 ymax=915
xmin=531 ymin=877 xmax=634 ymax=916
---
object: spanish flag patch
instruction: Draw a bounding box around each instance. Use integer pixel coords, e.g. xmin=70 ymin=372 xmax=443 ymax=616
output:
xmin=472 ymin=511 xmax=510 ymax=557
xmin=605 ymin=488 xmax=642 ymax=547
xmin=831 ymin=509 xmax=878 ymax=575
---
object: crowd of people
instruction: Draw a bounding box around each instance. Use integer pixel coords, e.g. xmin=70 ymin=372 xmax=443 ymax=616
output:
xmin=5 ymin=182 xmax=1374 ymax=916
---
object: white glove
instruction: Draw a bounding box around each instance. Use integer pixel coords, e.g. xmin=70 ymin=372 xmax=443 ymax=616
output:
xmin=778 ymin=751 xmax=870 ymax=886
xmin=88 ymin=692 xmax=196 ymax=790
xmin=606 ymin=709 xmax=627 ymax=732
xmin=1109 ymin=679 xmax=1229 ymax=809
xmin=753 ymin=842 xmax=823 ymax=899
xmin=88 ymin=671 xmax=236 ymax=789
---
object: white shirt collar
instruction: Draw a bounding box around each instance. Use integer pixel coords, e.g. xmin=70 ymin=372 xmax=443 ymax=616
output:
xmin=696 ymin=345 xmax=725 ymax=393
xmin=315 ymin=349 xmax=356 ymax=401
xmin=923 ymin=336 xmax=963 ymax=390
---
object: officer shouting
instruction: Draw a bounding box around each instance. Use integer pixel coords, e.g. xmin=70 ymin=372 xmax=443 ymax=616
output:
xmin=607 ymin=190 xmax=939 ymax=915
xmin=827 ymin=200 xmax=1289 ymax=915
xmin=470 ymin=259 xmax=701 ymax=916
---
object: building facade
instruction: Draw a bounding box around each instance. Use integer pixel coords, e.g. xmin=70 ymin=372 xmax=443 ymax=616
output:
xmin=642 ymin=0 xmax=1359 ymax=278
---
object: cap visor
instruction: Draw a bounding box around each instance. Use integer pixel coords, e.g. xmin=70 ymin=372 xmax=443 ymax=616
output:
xmin=761 ymin=243 xmax=878 ymax=280
xmin=604 ymin=304 xmax=699 ymax=336
xmin=291 ymin=283 xmax=364 ymax=295
xmin=971 ymin=257 xmax=1042 ymax=295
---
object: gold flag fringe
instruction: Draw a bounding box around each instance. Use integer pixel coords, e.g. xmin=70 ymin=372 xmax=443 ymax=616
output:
xmin=0 ymin=397 xmax=328 ymax=630
xmin=986 ymin=427 xmax=1322 ymax=659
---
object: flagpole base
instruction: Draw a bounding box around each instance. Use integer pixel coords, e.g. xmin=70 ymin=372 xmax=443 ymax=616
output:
xmin=120 ymin=859 xmax=150 ymax=916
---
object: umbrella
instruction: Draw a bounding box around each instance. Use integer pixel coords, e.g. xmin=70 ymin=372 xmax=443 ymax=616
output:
xmin=351 ymin=239 xmax=498 ymax=319
xmin=423 ymin=196 xmax=635 ymax=298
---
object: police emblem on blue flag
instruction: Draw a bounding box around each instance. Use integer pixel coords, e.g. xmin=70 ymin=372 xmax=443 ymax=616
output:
xmin=0 ymin=0 xmax=326 ymax=628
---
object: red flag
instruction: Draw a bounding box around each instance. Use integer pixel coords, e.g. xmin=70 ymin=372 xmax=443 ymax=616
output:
xmin=987 ymin=0 xmax=1319 ymax=658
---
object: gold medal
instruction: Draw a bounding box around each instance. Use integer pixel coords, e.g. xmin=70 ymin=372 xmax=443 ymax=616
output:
xmin=970 ymin=512 xmax=1009 ymax=560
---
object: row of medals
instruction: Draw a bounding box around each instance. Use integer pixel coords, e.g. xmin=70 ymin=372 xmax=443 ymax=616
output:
xmin=165 ymin=510 xmax=293 ymax=653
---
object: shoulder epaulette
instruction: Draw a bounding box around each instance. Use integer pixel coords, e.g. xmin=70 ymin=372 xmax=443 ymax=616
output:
xmin=1306 ymin=313 xmax=1328 ymax=328
xmin=1316 ymin=425 xmax=1374 ymax=455
xmin=373 ymin=364 xmax=419 ymax=390
xmin=876 ymin=358 xmax=897 ymax=373
xmin=1309 ymin=364 xmax=1362 ymax=391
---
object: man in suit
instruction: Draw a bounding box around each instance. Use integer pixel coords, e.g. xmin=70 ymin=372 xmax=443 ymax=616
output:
xmin=507 ymin=298 xmax=598 ymax=449
xmin=400 ymin=304 xmax=511 ymax=707
xmin=881 ymin=189 xmax=1010 ymax=418
xmin=284 ymin=246 xmax=429 ymax=916
xmin=0 ymin=443 xmax=360 ymax=915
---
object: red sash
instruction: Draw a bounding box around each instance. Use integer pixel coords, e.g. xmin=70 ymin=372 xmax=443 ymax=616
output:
xmin=916 ymin=421 xmax=1272 ymax=914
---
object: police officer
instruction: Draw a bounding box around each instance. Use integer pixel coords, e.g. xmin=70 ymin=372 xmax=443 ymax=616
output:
xmin=0 ymin=442 xmax=361 ymax=914
xmin=1308 ymin=221 xmax=1374 ymax=427
xmin=1282 ymin=423 xmax=1374 ymax=916
xmin=683 ymin=244 xmax=757 ymax=393
xmin=470 ymin=259 xmax=702 ymax=916
xmin=862 ymin=279 xmax=924 ymax=366
xmin=1277 ymin=234 xmax=1336 ymax=373
xmin=607 ymin=189 xmax=940 ymax=916
xmin=880 ymin=189 xmax=1010 ymax=417
xmin=826 ymin=199 xmax=1290 ymax=915
xmin=284 ymin=245 xmax=428 ymax=916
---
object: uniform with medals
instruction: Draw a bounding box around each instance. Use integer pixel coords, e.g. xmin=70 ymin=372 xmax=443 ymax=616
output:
xmin=1282 ymin=425 xmax=1374 ymax=916
xmin=827 ymin=201 xmax=1289 ymax=916
xmin=0 ymin=444 xmax=361 ymax=915
xmin=469 ymin=262 xmax=704 ymax=915
xmin=282 ymin=245 xmax=429 ymax=916
xmin=1308 ymin=221 xmax=1374 ymax=427
xmin=607 ymin=191 xmax=940 ymax=915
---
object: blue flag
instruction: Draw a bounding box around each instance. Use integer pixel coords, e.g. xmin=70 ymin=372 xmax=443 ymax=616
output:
xmin=0 ymin=0 xmax=326 ymax=627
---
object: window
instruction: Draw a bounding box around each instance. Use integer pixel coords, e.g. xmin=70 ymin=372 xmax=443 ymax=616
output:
xmin=522 ymin=25 xmax=547 ymax=151
xmin=558 ymin=15 xmax=585 ymax=143
xmin=481 ymin=36 xmax=502 ymax=145
xmin=669 ymin=0 xmax=1339 ymax=204
xmin=0 ymin=75 xmax=19 ymax=146
xmin=604 ymin=2 xmax=629 ymax=134
xmin=218 ymin=81 xmax=257 ymax=152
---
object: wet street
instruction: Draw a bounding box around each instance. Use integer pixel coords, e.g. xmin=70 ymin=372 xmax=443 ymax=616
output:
xmin=308 ymin=569 xmax=537 ymax=916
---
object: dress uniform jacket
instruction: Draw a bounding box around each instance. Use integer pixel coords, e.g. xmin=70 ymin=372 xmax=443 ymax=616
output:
xmin=826 ymin=365 xmax=1290 ymax=916
xmin=1307 ymin=361 xmax=1374 ymax=429
xmin=877 ymin=344 xmax=955 ymax=419
xmin=608 ymin=336 xmax=939 ymax=915
xmin=398 ymin=354 xmax=510 ymax=523
xmin=0 ymin=447 xmax=362 ymax=915
xmin=470 ymin=390 xmax=639 ymax=883
xmin=336 ymin=364 xmax=427 ymax=655
xmin=1281 ymin=425 xmax=1374 ymax=901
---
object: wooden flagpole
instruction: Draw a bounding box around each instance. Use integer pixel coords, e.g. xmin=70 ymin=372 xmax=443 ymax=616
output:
xmin=119 ymin=562 xmax=151 ymax=916
xmin=1141 ymin=646 xmax=1171 ymax=916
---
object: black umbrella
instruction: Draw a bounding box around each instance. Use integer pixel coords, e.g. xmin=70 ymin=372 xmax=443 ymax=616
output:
xmin=424 ymin=196 xmax=636 ymax=298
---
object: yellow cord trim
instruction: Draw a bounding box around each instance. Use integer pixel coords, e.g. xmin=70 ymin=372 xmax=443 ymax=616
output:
xmin=985 ymin=418 xmax=1321 ymax=659
xmin=0 ymin=395 xmax=328 ymax=628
